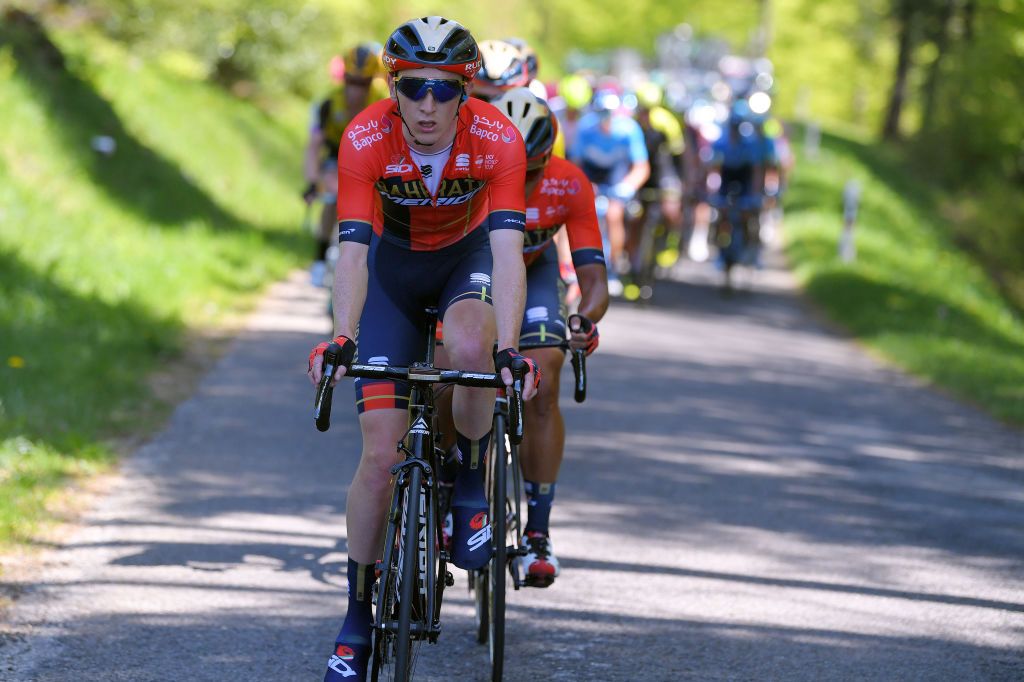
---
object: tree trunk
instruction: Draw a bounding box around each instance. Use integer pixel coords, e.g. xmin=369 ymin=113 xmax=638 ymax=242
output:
xmin=882 ymin=0 xmax=915 ymax=141
xmin=963 ymin=0 xmax=976 ymax=42
xmin=921 ymin=0 xmax=955 ymax=132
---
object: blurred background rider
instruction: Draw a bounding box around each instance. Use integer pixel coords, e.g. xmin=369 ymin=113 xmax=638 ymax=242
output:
xmin=302 ymin=43 xmax=388 ymax=286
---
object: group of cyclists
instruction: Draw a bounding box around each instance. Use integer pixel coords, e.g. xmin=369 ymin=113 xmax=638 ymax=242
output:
xmin=302 ymin=16 xmax=790 ymax=680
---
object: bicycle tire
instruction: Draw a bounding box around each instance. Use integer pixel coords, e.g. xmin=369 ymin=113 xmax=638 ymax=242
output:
xmin=372 ymin=469 xmax=421 ymax=682
xmin=487 ymin=412 xmax=509 ymax=680
xmin=371 ymin=483 xmax=405 ymax=682
xmin=394 ymin=466 xmax=422 ymax=680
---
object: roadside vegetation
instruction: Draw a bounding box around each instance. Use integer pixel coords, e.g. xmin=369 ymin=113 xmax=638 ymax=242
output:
xmin=783 ymin=125 xmax=1024 ymax=426
xmin=0 ymin=12 xmax=308 ymax=547
xmin=1 ymin=0 xmax=1021 ymax=552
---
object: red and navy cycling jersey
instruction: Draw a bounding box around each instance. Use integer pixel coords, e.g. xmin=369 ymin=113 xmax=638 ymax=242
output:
xmin=336 ymin=97 xmax=526 ymax=251
xmin=523 ymin=156 xmax=604 ymax=269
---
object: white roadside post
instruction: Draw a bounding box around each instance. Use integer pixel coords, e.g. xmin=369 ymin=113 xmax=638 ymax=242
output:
xmin=839 ymin=179 xmax=861 ymax=263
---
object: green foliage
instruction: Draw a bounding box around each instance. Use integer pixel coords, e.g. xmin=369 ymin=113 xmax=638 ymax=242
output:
xmin=784 ymin=126 xmax=1024 ymax=425
xmin=0 ymin=12 xmax=308 ymax=546
xmin=96 ymin=0 xmax=344 ymax=97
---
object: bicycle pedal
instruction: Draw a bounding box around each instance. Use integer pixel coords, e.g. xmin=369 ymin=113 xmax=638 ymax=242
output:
xmin=445 ymin=570 xmax=454 ymax=587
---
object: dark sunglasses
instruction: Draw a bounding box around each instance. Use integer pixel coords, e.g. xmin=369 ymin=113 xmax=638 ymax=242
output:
xmin=394 ymin=77 xmax=464 ymax=103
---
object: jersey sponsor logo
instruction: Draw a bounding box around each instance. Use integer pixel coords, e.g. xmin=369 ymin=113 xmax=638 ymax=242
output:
xmin=375 ymin=177 xmax=484 ymax=206
xmin=348 ymin=119 xmax=383 ymax=151
xmin=455 ymin=153 xmax=471 ymax=170
xmin=380 ymin=115 xmax=393 ymax=134
xmin=470 ymin=123 xmax=500 ymax=142
xmin=523 ymin=226 xmax=560 ymax=252
xmin=526 ymin=207 xmax=539 ymax=221
xmin=501 ymin=126 xmax=517 ymax=144
xmin=471 ymin=114 xmax=507 ymax=141
xmin=474 ymin=154 xmax=499 ymax=170
xmin=539 ymin=176 xmax=580 ymax=197
xmin=385 ymin=162 xmax=414 ymax=175
xmin=472 ymin=114 xmax=504 ymax=130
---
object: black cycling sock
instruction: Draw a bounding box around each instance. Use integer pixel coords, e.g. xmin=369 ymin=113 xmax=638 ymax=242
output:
xmin=452 ymin=430 xmax=489 ymax=505
xmin=339 ymin=558 xmax=375 ymax=639
xmin=315 ymin=239 xmax=329 ymax=262
xmin=450 ymin=431 xmax=492 ymax=570
xmin=525 ymin=480 xmax=557 ymax=535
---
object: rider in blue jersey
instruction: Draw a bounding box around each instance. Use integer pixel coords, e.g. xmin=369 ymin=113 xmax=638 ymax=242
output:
xmin=569 ymin=90 xmax=649 ymax=295
xmin=708 ymin=101 xmax=765 ymax=276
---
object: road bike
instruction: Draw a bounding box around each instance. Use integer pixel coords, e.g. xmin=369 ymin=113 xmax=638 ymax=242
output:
xmin=469 ymin=322 xmax=589 ymax=681
xmin=313 ymin=309 xmax=527 ymax=682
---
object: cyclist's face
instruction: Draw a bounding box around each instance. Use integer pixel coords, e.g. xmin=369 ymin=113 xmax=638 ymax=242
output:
xmin=468 ymin=80 xmax=504 ymax=102
xmin=391 ymin=67 xmax=464 ymax=148
xmin=524 ymin=162 xmax=548 ymax=199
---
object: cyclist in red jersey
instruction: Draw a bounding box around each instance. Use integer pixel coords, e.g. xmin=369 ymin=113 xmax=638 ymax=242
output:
xmin=491 ymin=88 xmax=609 ymax=586
xmin=306 ymin=17 xmax=538 ymax=682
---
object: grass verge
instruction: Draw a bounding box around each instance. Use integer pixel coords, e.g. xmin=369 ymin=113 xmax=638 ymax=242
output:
xmin=0 ymin=12 xmax=310 ymax=548
xmin=783 ymin=125 xmax=1024 ymax=426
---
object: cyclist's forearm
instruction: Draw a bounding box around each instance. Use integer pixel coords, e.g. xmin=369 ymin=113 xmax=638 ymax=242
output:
xmin=490 ymin=238 xmax=526 ymax=351
xmin=622 ymin=161 xmax=651 ymax=192
xmin=332 ymin=242 xmax=369 ymax=339
xmin=303 ymin=134 xmax=323 ymax=183
xmin=303 ymin=130 xmax=323 ymax=182
xmin=576 ymin=264 xmax=609 ymax=323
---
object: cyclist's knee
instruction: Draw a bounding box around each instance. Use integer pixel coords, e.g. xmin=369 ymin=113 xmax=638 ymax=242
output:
xmin=357 ymin=438 xmax=401 ymax=492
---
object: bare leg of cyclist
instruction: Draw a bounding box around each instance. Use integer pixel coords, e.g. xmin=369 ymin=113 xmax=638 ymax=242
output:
xmin=606 ymin=198 xmax=627 ymax=276
xmin=312 ymin=199 xmax=335 ymax=287
xmin=330 ymin=408 xmax=408 ymax=681
xmin=443 ymin=299 xmax=499 ymax=570
xmin=518 ymin=346 xmax=565 ymax=586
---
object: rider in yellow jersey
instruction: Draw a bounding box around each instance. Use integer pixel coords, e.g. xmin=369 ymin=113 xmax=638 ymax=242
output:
xmin=302 ymin=43 xmax=389 ymax=285
xmin=625 ymin=81 xmax=685 ymax=279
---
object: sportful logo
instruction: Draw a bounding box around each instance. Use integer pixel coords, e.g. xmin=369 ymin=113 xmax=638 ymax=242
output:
xmin=526 ymin=306 xmax=549 ymax=323
xmin=526 ymin=207 xmax=539 ymax=222
xmin=455 ymin=153 xmax=471 ymax=170
xmin=470 ymin=272 xmax=492 ymax=286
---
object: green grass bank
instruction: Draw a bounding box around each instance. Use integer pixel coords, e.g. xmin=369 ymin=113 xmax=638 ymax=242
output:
xmin=783 ymin=125 xmax=1024 ymax=427
xmin=0 ymin=13 xmax=310 ymax=548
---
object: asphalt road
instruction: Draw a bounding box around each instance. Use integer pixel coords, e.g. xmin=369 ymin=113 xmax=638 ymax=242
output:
xmin=2 ymin=253 xmax=1023 ymax=681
